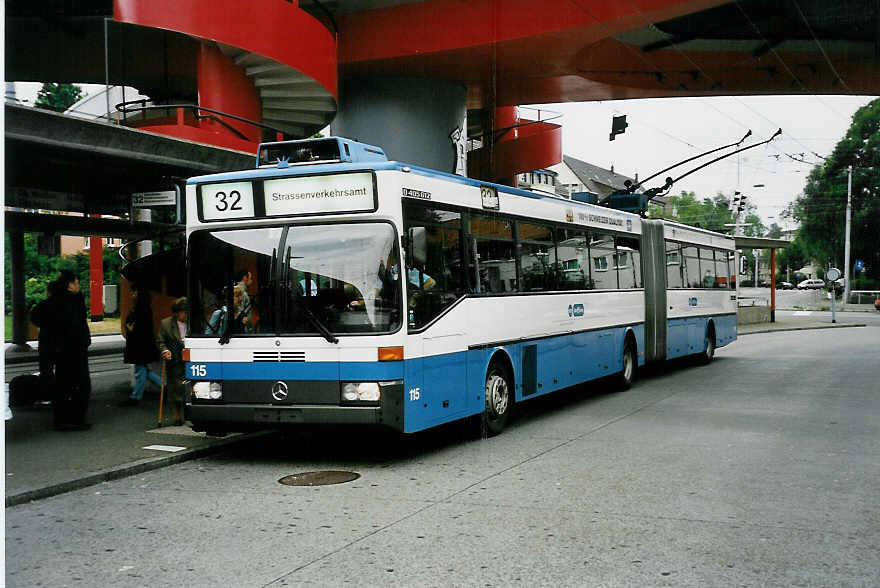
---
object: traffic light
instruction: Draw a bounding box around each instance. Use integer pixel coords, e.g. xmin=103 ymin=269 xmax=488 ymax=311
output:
xmin=609 ymin=115 xmax=628 ymax=141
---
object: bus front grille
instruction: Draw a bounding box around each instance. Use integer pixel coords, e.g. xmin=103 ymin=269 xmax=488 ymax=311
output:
xmin=253 ymin=351 xmax=306 ymax=362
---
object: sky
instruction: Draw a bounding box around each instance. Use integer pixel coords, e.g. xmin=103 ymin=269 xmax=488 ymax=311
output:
xmin=532 ymin=94 xmax=877 ymax=231
xmin=12 ymin=82 xmax=875 ymax=232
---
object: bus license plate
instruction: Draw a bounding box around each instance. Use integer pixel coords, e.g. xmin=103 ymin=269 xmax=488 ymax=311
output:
xmin=254 ymin=408 xmax=303 ymax=423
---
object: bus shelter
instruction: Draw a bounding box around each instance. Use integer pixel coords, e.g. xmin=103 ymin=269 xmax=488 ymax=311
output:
xmin=733 ymin=235 xmax=791 ymax=323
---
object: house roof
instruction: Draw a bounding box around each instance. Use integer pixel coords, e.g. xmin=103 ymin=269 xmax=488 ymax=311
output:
xmin=563 ymin=155 xmax=635 ymax=192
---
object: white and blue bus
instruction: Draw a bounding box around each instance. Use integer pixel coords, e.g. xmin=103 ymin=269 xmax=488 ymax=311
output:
xmin=183 ymin=137 xmax=737 ymax=436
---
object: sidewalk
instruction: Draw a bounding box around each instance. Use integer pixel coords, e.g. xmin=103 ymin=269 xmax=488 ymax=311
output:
xmin=737 ymin=317 xmax=868 ymax=335
xmin=4 ymin=335 xmax=265 ymax=507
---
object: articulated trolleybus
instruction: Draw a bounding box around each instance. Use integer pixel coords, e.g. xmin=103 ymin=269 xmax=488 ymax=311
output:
xmin=184 ymin=137 xmax=736 ymax=436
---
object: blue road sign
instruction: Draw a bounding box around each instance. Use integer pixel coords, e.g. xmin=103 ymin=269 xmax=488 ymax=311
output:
xmin=855 ymin=259 xmax=864 ymax=272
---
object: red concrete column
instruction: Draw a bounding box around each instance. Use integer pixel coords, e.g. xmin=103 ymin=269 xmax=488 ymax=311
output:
xmin=89 ymin=233 xmax=104 ymax=322
xmin=197 ymin=42 xmax=263 ymax=143
xmin=770 ymin=248 xmax=777 ymax=323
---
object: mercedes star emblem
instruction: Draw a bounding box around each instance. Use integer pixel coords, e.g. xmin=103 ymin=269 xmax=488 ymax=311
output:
xmin=271 ymin=381 xmax=289 ymax=401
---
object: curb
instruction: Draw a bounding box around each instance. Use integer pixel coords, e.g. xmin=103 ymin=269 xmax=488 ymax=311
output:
xmin=5 ymin=430 xmax=273 ymax=507
xmin=738 ymin=323 xmax=867 ymax=336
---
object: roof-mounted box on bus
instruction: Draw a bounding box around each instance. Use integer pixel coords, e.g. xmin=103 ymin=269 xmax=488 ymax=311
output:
xmin=256 ymin=137 xmax=388 ymax=168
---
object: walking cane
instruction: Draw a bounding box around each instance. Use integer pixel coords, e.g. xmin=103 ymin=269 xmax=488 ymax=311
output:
xmin=157 ymin=360 xmax=166 ymax=427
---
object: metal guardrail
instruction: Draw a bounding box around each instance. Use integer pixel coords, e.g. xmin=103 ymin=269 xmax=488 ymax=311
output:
xmin=848 ymin=290 xmax=880 ymax=304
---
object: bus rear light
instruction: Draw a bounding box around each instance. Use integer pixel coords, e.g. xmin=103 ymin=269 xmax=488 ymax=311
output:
xmin=378 ymin=346 xmax=404 ymax=362
xmin=183 ymin=348 xmax=191 ymax=362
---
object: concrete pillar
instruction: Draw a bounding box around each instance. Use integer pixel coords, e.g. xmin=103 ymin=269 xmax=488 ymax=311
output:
xmin=332 ymin=77 xmax=467 ymax=176
xmin=9 ymin=231 xmax=32 ymax=351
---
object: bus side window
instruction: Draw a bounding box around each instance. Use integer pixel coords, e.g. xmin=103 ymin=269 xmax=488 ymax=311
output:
xmin=682 ymin=245 xmax=701 ymax=288
xmin=665 ymin=241 xmax=683 ymax=288
xmin=402 ymin=203 xmax=466 ymax=328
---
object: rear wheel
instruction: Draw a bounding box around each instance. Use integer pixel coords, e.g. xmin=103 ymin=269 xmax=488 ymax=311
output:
xmin=482 ymin=362 xmax=512 ymax=436
xmin=616 ymin=340 xmax=636 ymax=390
xmin=699 ymin=326 xmax=716 ymax=365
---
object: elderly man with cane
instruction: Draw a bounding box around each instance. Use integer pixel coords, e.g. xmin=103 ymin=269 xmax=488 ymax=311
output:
xmin=156 ymin=297 xmax=188 ymax=426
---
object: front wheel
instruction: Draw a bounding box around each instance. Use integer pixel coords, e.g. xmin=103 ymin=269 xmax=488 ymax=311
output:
xmin=482 ymin=363 xmax=512 ymax=436
xmin=615 ymin=340 xmax=636 ymax=391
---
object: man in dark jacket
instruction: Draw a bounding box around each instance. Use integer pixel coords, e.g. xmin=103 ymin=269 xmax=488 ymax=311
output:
xmin=32 ymin=270 xmax=92 ymax=431
xmin=157 ymin=297 xmax=188 ymax=426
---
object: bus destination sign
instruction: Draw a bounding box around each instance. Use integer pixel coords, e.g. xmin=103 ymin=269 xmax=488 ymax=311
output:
xmin=264 ymin=172 xmax=375 ymax=216
xmin=200 ymin=181 xmax=256 ymax=221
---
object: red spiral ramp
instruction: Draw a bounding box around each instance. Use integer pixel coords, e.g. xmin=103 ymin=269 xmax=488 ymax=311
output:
xmin=468 ymin=107 xmax=562 ymax=185
xmin=114 ymin=0 xmax=337 ymax=150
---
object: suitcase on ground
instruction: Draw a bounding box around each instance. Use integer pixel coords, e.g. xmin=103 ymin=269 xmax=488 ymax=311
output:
xmin=8 ymin=374 xmax=43 ymax=407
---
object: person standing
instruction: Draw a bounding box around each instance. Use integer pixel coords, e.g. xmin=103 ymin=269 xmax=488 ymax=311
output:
xmin=233 ymin=269 xmax=254 ymax=333
xmin=30 ymin=276 xmax=65 ymax=404
xmin=119 ymin=287 xmax=160 ymax=406
xmin=34 ymin=270 xmax=92 ymax=431
xmin=157 ymin=297 xmax=188 ymax=426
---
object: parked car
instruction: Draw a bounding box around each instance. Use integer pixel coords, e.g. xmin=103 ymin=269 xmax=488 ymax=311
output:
xmin=776 ymin=281 xmax=794 ymax=290
xmin=797 ymin=278 xmax=825 ymax=290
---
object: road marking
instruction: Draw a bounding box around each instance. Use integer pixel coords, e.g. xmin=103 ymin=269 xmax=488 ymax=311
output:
xmin=793 ymin=311 xmax=813 ymax=316
xmin=142 ymin=444 xmax=186 ymax=452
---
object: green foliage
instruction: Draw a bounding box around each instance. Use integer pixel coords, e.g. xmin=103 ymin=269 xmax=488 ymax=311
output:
xmin=791 ymin=97 xmax=880 ymax=280
xmin=4 ymin=234 xmax=122 ymax=314
xmin=649 ymin=190 xmax=765 ymax=235
xmin=34 ymin=83 xmax=84 ymax=113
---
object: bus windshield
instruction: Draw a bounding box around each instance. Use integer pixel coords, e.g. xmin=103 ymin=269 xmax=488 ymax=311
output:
xmin=189 ymin=222 xmax=402 ymax=337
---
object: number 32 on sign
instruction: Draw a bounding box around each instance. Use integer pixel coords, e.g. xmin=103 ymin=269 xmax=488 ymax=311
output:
xmin=200 ymin=182 xmax=255 ymax=220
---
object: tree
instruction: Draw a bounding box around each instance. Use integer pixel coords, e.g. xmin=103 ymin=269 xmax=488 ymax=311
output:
xmin=790 ymin=98 xmax=880 ymax=287
xmin=650 ymin=190 xmax=765 ymax=235
xmin=34 ymin=82 xmax=84 ymax=113
xmin=4 ymin=234 xmax=123 ymax=316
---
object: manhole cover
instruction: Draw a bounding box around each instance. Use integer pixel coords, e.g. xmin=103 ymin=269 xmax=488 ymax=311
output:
xmin=278 ymin=471 xmax=361 ymax=486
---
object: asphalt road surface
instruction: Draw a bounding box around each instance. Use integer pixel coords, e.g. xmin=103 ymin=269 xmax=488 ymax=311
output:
xmin=6 ymin=325 xmax=879 ymax=587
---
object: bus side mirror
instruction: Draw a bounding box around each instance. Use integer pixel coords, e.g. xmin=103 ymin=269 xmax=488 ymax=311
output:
xmin=739 ymin=255 xmax=747 ymax=275
xmin=408 ymin=227 xmax=427 ymax=266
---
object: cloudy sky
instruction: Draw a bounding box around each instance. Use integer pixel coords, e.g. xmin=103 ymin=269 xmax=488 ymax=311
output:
xmin=533 ymin=95 xmax=877 ymax=230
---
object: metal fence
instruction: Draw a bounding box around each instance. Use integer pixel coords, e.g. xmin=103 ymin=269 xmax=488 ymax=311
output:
xmin=848 ymin=290 xmax=880 ymax=304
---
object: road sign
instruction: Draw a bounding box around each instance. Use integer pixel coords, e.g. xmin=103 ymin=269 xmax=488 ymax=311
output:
xmin=132 ymin=191 xmax=176 ymax=208
xmin=855 ymin=259 xmax=864 ymax=272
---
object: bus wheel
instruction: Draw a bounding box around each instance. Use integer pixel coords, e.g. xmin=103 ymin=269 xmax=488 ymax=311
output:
xmin=483 ymin=362 xmax=512 ymax=436
xmin=699 ymin=325 xmax=716 ymax=365
xmin=616 ymin=340 xmax=636 ymax=391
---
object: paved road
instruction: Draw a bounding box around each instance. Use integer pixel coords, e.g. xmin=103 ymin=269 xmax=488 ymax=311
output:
xmin=6 ymin=326 xmax=879 ymax=587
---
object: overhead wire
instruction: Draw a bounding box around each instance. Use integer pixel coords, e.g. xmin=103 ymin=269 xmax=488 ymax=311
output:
xmin=563 ymin=0 xmax=853 ymax=203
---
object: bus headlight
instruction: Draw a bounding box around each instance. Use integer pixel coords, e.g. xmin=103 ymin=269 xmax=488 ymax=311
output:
xmin=341 ymin=382 xmax=381 ymax=403
xmin=193 ymin=381 xmax=223 ymax=400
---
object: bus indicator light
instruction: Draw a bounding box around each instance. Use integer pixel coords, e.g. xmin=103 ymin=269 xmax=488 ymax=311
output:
xmin=378 ymin=346 xmax=404 ymax=362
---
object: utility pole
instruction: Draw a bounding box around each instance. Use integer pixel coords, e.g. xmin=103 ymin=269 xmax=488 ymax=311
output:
xmin=844 ymin=165 xmax=852 ymax=304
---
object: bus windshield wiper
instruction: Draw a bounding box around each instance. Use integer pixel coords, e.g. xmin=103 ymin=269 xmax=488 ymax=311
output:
xmin=283 ymin=245 xmax=338 ymax=344
xmin=301 ymin=300 xmax=339 ymax=344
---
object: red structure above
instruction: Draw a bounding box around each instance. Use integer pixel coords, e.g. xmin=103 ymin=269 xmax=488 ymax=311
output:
xmin=9 ymin=0 xmax=877 ymax=178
